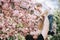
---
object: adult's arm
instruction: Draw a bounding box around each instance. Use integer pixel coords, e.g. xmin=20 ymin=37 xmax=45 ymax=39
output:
xmin=41 ymin=15 xmax=49 ymax=39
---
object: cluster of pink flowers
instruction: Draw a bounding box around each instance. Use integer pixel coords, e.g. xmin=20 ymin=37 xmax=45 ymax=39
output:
xmin=0 ymin=0 xmax=43 ymax=40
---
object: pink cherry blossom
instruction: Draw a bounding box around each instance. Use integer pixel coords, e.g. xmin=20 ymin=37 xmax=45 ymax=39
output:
xmin=2 ymin=3 xmax=9 ymax=10
xmin=14 ymin=0 xmax=20 ymax=2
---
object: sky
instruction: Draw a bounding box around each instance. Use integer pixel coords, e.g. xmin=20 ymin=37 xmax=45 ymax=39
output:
xmin=34 ymin=0 xmax=58 ymax=10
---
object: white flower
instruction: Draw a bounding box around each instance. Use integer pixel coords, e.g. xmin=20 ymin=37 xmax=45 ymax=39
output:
xmin=13 ymin=10 xmax=20 ymax=16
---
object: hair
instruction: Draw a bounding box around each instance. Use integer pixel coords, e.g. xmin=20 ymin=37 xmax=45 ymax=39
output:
xmin=38 ymin=16 xmax=45 ymax=30
xmin=37 ymin=34 xmax=44 ymax=40
xmin=25 ymin=35 xmax=34 ymax=40
xmin=35 ymin=3 xmax=42 ymax=7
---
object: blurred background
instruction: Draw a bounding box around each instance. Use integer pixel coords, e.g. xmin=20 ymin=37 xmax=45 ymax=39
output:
xmin=0 ymin=0 xmax=60 ymax=40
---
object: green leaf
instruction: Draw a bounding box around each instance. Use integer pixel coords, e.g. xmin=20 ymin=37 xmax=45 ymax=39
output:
xmin=16 ymin=23 xmax=24 ymax=28
xmin=8 ymin=36 xmax=15 ymax=40
xmin=0 ymin=31 xmax=3 ymax=34
xmin=18 ymin=34 xmax=22 ymax=40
